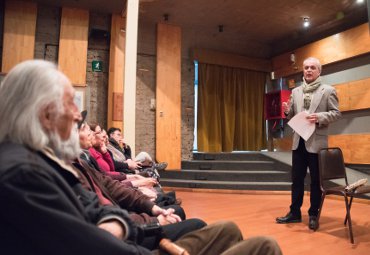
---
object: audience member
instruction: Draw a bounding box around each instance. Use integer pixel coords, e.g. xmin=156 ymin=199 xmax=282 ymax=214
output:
xmin=0 ymin=60 xmax=148 ymax=253
xmin=108 ymin=127 xmax=168 ymax=171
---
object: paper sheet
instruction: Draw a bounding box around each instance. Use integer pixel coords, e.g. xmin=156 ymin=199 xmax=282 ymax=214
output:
xmin=287 ymin=111 xmax=316 ymax=141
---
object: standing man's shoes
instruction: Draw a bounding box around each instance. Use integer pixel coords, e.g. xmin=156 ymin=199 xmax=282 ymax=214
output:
xmin=309 ymin=216 xmax=319 ymax=230
xmin=276 ymin=212 xmax=302 ymax=224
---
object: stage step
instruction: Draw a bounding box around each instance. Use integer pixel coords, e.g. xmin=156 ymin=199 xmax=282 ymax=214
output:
xmin=346 ymin=164 xmax=370 ymax=175
xmin=160 ymin=178 xmax=291 ymax=191
xmin=160 ymin=152 xmax=293 ymax=191
xmin=181 ymin=160 xmax=275 ymax=170
xmin=159 ymin=169 xmax=290 ymax=182
xmin=193 ymin=152 xmax=270 ymax=161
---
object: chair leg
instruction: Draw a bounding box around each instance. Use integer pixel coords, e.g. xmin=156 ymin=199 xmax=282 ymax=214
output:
xmin=344 ymin=196 xmax=354 ymax=226
xmin=316 ymin=193 xmax=326 ymax=227
xmin=344 ymin=195 xmax=354 ymax=244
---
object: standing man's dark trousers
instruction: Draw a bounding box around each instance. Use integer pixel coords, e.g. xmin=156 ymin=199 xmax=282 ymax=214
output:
xmin=290 ymin=138 xmax=322 ymax=217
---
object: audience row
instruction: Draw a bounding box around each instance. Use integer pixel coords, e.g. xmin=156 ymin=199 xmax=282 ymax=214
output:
xmin=0 ymin=60 xmax=282 ymax=255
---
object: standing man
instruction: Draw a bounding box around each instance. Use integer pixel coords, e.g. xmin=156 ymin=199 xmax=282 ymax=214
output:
xmin=276 ymin=57 xmax=341 ymax=230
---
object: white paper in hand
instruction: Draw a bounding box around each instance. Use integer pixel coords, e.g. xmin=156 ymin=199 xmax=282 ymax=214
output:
xmin=287 ymin=111 xmax=316 ymax=141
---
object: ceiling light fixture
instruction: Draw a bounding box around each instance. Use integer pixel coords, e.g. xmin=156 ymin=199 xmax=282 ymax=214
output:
xmin=303 ymin=17 xmax=310 ymax=28
xmin=356 ymin=0 xmax=364 ymax=4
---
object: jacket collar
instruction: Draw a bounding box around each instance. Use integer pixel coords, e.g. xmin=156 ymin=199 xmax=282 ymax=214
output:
xmin=109 ymin=137 xmax=120 ymax=147
xmin=41 ymin=147 xmax=79 ymax=178
xmin=308 ymin=85 xmax=325 ymax=113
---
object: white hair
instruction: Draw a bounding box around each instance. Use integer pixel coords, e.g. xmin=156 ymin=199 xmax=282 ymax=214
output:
xmin=52 ymin=124 xmax=81 ymax=162
xmin=303 ymin=57 xmax=322 ymax=73
xmin=0 ymin=60 xmax=70 ymax=151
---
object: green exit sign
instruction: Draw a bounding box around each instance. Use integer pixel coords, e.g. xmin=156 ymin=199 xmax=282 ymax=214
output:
xmin=92 ymin=60 xmax=103 ymax=72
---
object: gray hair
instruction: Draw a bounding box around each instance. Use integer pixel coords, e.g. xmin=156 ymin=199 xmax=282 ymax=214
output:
xmin=303 ymin=57 xmax=322 ymax=73
xmin=0 ymin=60 xmax=70 ymax=150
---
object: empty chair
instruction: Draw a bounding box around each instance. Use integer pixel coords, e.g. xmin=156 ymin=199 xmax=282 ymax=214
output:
xmin=317 ymin=147 xmax=370 ymax=243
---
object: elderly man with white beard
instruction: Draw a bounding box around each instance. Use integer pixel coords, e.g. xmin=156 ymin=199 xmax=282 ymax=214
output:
xmin=0 ymin=60 xmax=282 ymax=255
xmin=0 ymin=60 xmax=150 ymax=254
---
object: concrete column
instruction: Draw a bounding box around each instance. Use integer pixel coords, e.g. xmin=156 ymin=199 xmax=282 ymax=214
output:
xmin=123 ymin=0 xmax=139 ymax=154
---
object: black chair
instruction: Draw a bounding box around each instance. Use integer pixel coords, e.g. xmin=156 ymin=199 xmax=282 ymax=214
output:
xmin=317 ymin=147 xmax=370 ymax=243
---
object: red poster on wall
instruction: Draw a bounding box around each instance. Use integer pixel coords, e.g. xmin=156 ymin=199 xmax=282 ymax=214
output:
xmin=264 ymin=90 xmax=291 ymax=120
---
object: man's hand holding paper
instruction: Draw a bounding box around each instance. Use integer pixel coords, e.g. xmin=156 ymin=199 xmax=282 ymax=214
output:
xmin=287 ymin=111 xmax=316 ymax=141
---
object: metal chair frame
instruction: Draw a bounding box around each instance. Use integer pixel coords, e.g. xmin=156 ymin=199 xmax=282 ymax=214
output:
xmin=317 ymin=147 xmax=370 ymax=244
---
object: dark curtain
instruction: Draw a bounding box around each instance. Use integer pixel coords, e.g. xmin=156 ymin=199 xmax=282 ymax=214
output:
xmin=197 ymin=63 xmax=266 ymax=152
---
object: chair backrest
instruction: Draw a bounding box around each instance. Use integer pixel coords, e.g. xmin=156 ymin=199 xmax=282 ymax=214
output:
xmin=318 ymin=147 xmax=348 ymax=185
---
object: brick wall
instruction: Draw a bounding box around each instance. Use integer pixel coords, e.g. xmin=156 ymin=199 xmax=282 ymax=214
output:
xmin=86 ymin=48 xmax=109 ymax=129
xmin=136 ymin=54 xmax=156 ymax=159
xmin=135 ymin=55 xmax=195 ymax=162
xmin=86 ymin=12 xmax=111 ymax=130
xmin=34 ymin=5 xmax=60 ymax=62
xmin=181 ymin=59 xmax=195 ymax=160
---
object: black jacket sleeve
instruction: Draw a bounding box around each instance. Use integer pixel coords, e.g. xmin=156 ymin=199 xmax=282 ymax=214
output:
xmin=0 ymin=162 xmax=152 ymax=255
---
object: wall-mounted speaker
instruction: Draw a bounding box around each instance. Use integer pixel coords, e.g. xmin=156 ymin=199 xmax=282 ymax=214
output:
xmin=89 ymin=28 xmax=110 ymax=41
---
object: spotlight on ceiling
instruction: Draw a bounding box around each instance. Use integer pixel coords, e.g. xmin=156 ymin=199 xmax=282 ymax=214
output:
xmin=356 ymin=0 xmax=364 ymax=4
xmin=303 ymin=17 xmax=310 ymax=28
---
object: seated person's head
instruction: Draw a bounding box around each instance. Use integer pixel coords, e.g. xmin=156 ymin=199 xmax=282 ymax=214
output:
xmin=107 ymin=127 xmax=122 ymax=144
xmin=79 ymin=123 xmax=93 ymax=150
xmin=0 ymin=60 xmax=81 ymax=160
xmin=90 ymin=123 xmax=104 ymax=149
xmin=101 ymin=129 xmax=108 ymax=145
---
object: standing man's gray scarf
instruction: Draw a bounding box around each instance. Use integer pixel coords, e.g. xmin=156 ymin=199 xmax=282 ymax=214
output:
xmin=302 ymin=77 xmax=321 ymax=110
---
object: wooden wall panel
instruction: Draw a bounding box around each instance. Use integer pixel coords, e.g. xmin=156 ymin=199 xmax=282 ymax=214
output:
xmin=348 ymin=78 xmax=370 ymax=110
xmin=2 ymin=0 xmax=37 ymax=72
xmin=112 ymin=92 xmax=123 ymax=121
xmin=58 ymin=7 xmax=89 ymax=86
xmin=107 ymin=14 xmax=126 ymax=130
xmin=272 ymin=23 xmax=370 ymax=78
xmin=192 ymin=48 xmax=271 ymax=72
xmin=334 ymin=84 xmax=350 ymax=112
xmin=328 ymin=134 xmax=370 ymax=164
xmin=274 ymin=133 xmax=370 ymax=163
xmin=335 ymin=77 xmax=370 ymax=112
xmin=156 ymin=23 xmax=181 ymax=170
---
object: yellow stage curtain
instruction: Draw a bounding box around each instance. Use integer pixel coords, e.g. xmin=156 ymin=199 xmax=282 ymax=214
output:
xmin=197 ymin=63 xmax=266 ymax=152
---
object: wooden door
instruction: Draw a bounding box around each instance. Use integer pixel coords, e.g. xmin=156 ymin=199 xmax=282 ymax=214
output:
xmin=156 ymin=23 xmax=181 ymax=170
